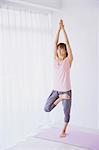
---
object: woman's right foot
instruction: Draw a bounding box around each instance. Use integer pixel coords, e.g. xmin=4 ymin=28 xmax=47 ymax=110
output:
xmin=59 ymin=94 xmax=70 ymax=100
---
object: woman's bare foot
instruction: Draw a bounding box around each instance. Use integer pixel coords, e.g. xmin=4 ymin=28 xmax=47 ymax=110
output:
xmin=59 ymin=94 xmax=70 ymax=100
xmin=53 ymin=94 xmax=70 ymax=106
xmin=60 ymin=130 xmax=66 ymax=137
xmin=53 ymin=97 xmax=62 ymax=105
xmin=60 ymin=122 xmax=68 ymax=138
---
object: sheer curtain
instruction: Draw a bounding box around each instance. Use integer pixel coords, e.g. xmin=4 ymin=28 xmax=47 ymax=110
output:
xmin=0 ymin=7 xmax=54 ymax=149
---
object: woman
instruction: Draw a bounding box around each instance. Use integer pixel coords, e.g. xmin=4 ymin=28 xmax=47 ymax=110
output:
xmin=44 ymin=19 xmax=73 ymax=137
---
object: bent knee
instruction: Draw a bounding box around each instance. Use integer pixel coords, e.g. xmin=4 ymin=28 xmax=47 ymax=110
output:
xmin=44 ymin=107 xmax=51 ymax=112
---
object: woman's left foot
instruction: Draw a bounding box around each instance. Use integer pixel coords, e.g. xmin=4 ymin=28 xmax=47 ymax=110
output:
xmin=59 ymin=131 xmax=66 ymax=138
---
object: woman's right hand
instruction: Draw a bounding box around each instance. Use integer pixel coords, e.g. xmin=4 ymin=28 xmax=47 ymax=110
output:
xmin=59 ymin=19 xmax=64 ymax=29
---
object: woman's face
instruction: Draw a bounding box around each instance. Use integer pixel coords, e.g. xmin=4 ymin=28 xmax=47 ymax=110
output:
xmin=57 ymin=48 xmax=66 ymax=59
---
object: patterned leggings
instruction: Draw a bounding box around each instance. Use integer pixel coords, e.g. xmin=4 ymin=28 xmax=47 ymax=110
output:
xmin=44 ymin=90 xmax=72 ymax=123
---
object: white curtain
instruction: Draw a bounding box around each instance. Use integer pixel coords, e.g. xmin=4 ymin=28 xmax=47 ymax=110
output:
xmin=0 ymin=7 xmax=54 ymax=149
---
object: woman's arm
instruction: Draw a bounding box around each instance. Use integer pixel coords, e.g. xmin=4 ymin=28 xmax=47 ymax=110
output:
xmin=54 ymin=21 xmax=62 ymax=59
xmin=63 ymin=28 xmax=73 ymax=65
xmin=60 ymin=20 xmax=73 ymax=65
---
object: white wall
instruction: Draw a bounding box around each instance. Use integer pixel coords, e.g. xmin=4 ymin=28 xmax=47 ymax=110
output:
xmin=50 ymin=0 xmax=98 ymax=130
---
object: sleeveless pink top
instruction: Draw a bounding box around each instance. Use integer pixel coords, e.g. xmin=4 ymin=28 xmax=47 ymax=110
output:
xmin=53 ymin=57 xmax=71 ymax=92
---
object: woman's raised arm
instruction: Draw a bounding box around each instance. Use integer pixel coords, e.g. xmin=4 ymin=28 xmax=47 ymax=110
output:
xmin=61 ymin=20 xmax=73 ymax=65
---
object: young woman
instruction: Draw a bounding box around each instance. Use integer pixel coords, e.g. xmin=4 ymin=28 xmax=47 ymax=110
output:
xmin=44 ymin=20 xmax=73 ymax=137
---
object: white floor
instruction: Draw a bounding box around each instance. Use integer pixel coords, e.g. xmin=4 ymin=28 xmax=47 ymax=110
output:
xmin=6 ymin=136 xmax=90 ymax=150
xmin=6 ymin=125 xmax=93 ymax=150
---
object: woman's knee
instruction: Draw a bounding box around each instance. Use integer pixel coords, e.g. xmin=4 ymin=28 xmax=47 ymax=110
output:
xmin=44 ymin=106 xmax=51 ymax=112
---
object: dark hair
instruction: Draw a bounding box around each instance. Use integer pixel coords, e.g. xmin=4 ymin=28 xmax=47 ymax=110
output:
xmin=57 ymin=42 xmax=68 ymax=57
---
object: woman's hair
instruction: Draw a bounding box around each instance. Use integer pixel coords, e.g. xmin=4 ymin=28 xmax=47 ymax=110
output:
xmin=57 ymin=42 xmax=68 ymax=57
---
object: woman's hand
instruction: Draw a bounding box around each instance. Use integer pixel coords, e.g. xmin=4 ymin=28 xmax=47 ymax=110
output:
xmin=59 ymin=19 xmax=64 ymax=29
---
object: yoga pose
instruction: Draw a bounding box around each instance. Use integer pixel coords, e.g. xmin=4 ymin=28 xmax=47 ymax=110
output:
xmin=44 ymin=20 xmax=73 ymax=137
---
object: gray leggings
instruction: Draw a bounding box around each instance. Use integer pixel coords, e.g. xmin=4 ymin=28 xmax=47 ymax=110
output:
xmin=44 ymin=90 xmax=72 ymax=123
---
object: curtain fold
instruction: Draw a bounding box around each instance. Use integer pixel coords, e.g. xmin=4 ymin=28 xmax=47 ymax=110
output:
xmin=0 ymin=7 xmax=54 ymax=149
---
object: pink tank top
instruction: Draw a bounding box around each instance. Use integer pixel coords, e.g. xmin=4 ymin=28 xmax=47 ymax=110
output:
xmin=53 ymin=56 xmax=71 ymax=92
